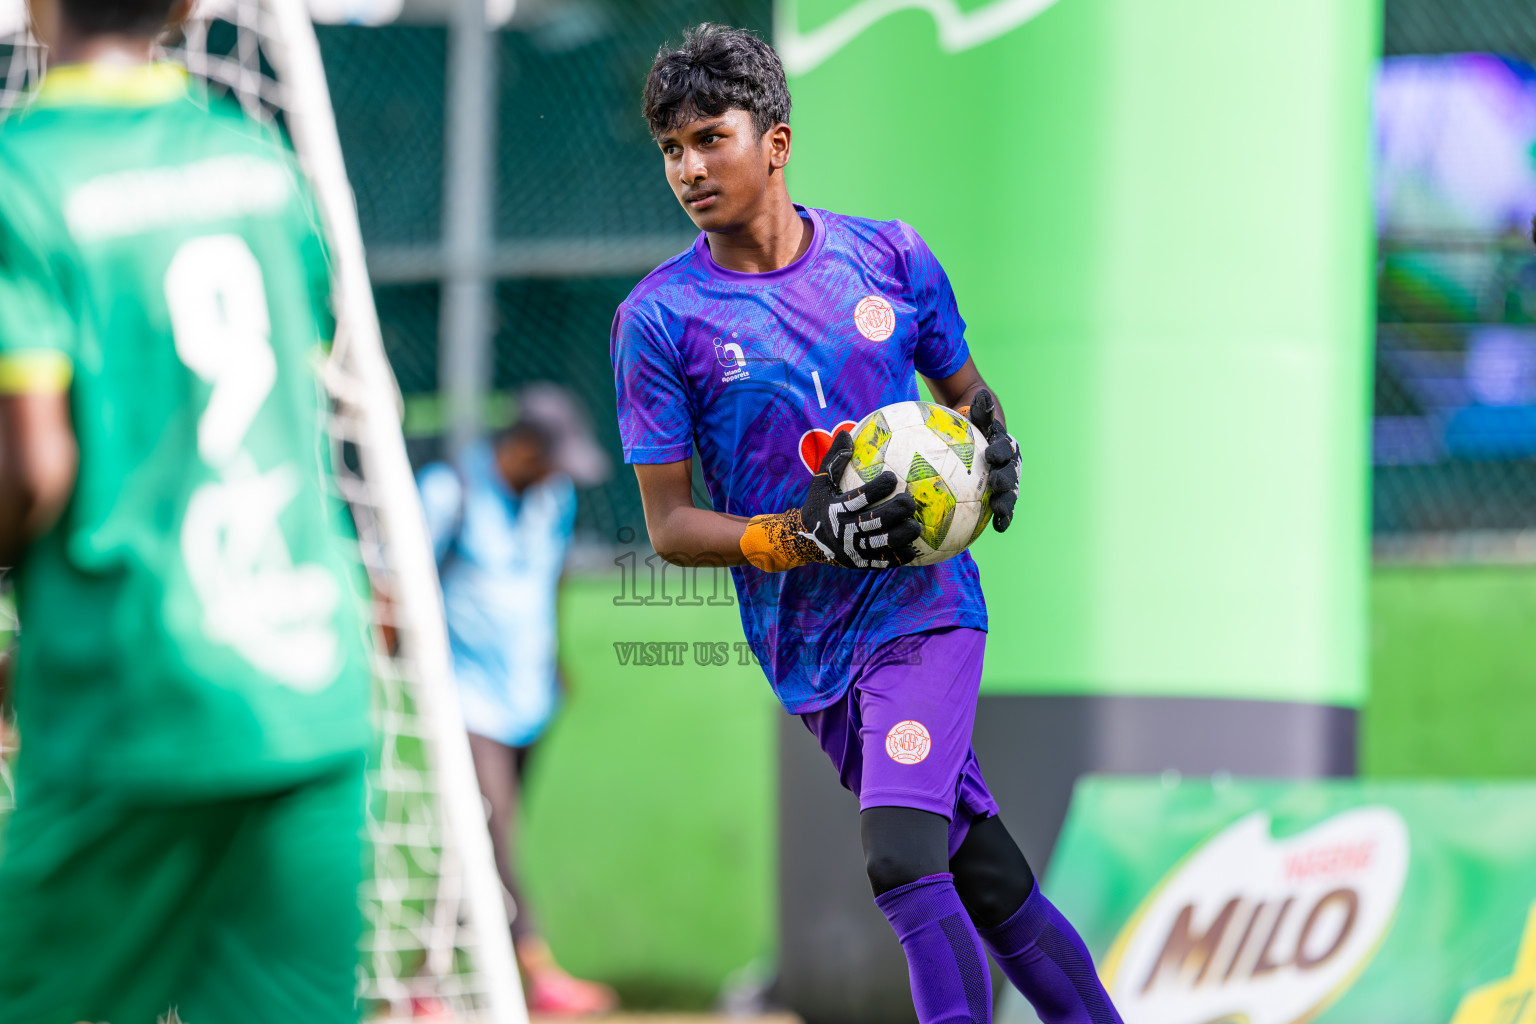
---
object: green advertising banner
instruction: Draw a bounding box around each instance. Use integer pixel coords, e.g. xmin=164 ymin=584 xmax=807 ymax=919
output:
xmin=780 ymin=0 xmax=1377 ymax=706
xmin=998 ymin=777 xmax=1536 ymax=1024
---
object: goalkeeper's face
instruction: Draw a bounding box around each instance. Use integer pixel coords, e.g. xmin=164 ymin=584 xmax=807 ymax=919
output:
xmin=658 ymin=107 xmax=791 ymax=234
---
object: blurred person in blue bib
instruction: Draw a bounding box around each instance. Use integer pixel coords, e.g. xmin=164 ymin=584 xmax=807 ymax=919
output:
xmin=417 ymin=384 xmax=615 ymax=1017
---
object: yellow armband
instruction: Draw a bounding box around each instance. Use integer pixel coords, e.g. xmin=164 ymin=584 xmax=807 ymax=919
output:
xmin=0 ymin=351 xmax=72 ymax=395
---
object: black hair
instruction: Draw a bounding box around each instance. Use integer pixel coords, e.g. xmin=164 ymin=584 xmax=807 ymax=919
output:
xmin=59 ymin=0 xmax=177 ymax=35
xmin=642 ymin=23 xmax=791 ymax=140
xmin=495 ymin=417 xmax=555 ymax=457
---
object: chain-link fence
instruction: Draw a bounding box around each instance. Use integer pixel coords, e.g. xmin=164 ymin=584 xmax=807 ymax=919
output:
xmin=317 ymin=1 xmax=769 ymax=545
xmin=1375 ymin=2 xmax=1536 ymax=558
xmin=374 ymin=275 xmax=653 ymax=537
xmin=1386 ymin=0 xmax=1536 ymax=65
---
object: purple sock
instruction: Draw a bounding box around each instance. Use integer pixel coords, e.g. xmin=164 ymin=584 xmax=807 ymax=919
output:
xmin=976 ymin=880 xmax=1123 ymax=1024
xmin=873 ymin=872 xmax=992 ymax=1024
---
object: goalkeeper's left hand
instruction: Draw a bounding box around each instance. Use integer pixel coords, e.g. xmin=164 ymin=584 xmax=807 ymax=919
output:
xmin=963 ymin=389 xmax=1020 ymax=532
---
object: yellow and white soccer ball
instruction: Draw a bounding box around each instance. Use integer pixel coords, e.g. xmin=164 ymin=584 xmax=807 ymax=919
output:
xmin=839 ymin=400 xmax=992 ymax=567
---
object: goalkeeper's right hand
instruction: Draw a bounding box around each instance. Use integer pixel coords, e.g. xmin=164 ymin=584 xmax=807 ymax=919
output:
xmin=739 ymin=432 xmax=921 ymax=572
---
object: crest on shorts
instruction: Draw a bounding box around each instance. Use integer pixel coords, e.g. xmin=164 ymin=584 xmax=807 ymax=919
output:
xmin=886 ymin=720 xmax=932 ymax=764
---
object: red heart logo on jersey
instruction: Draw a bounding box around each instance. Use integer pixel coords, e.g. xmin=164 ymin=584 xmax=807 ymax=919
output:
xmin=799 ymin=422 xmax=857 ymax=474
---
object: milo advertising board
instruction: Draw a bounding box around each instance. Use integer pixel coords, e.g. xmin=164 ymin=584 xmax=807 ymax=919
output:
xmin=998 ymin=778 xmax=1536 ymax=1024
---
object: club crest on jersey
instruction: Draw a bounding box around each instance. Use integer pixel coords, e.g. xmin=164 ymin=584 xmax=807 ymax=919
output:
xmin=714 ymin=332 xmax=750 ymax=383
xmin=854 ymin=295 xmax=896 ymax=342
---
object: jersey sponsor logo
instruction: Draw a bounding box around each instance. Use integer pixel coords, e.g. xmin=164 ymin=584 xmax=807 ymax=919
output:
xmin=886 ymin=720 xmax=932 ymax=764
xmin=714 ymin=334 xmax=746 ymax=367
xmin=799 ymin=421 xmax=856 ymax=474
xmin=714 ymin=332 xmax=750 ymax=383
xmin=65 ymin=155 xmax=291 ymax=244
xmin=1101 ymin=806 xmax=1409 ymax=1024
xmin=853 ymin=295 xmax=896 ymax=342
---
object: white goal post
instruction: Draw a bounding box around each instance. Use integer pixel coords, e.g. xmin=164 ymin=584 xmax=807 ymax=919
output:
xmin=0 ymin=0 xmax=527 ymax=1019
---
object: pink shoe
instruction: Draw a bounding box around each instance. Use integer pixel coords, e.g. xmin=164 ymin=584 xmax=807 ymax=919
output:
xmin=526 ymin=970 xmax=618 ymax=1017
xmin=409 ymin=996 xmax=454 ymax=1021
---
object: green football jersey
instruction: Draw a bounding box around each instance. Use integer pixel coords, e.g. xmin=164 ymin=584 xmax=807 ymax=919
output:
xmin=0 ymin=62 xmax=372 ymax=795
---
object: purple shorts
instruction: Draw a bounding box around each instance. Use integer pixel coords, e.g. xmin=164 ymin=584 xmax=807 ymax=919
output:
xmin=799 ymin=626 xmax=999 ymax=857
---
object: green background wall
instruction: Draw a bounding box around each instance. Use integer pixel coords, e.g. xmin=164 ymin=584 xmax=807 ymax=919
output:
xmin=522 ymin=577 xmax=777 ymax=1007
xmin=781 ymin=0 xmax=1377 ymax=708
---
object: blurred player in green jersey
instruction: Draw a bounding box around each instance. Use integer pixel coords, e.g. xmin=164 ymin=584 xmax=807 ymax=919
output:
xmin=0 ymin=0 xmax=373 ymax=1020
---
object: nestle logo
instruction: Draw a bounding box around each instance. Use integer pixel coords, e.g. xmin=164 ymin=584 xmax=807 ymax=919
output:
xmin=1284 ymin=841 xmax=1374 ymax=882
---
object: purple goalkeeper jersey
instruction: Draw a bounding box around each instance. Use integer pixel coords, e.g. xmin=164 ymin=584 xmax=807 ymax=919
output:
xmin=611 ymin=205 xmax=987 ymax=713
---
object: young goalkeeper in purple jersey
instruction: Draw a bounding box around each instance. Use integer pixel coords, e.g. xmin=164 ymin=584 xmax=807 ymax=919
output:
xmin=610 ymin=24 xmax=1124 ymax=1024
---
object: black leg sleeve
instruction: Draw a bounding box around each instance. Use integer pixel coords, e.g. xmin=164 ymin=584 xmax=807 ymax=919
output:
xmin=949 ymin=814 xmax=1037 ymax=929
xmin=859 ymin=806 xmax=951 ymax=897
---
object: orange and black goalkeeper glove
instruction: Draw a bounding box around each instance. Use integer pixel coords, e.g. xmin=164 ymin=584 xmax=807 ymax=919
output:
xmin=740 ymin=432 xmax=921 ymax=572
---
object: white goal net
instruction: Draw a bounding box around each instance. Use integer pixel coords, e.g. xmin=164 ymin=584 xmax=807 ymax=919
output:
xmin=0 ymin=1 xmax=525 ymax=1020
